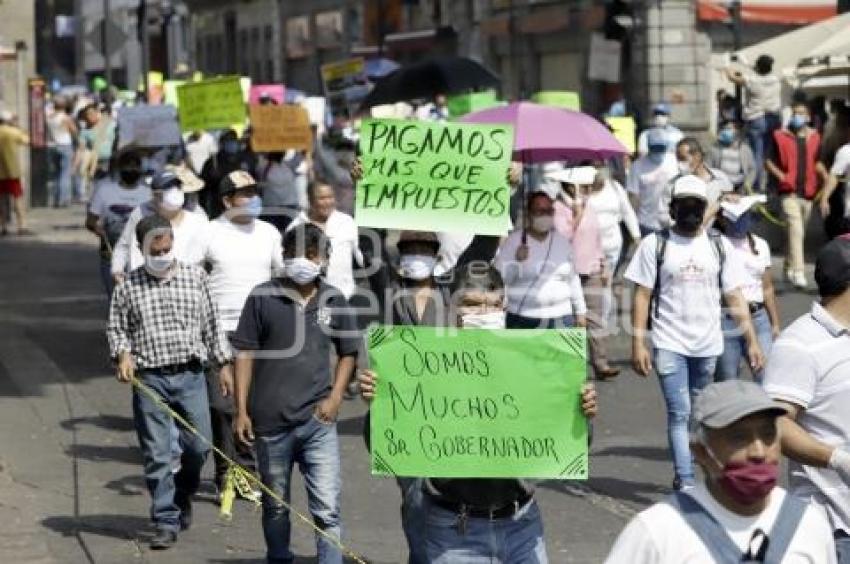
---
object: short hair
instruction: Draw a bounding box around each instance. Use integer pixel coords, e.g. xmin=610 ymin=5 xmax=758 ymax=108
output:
xmin=307 ymin=180 xmax=334 ymax=203
xmin=455 ymin=264 xmax=505 ymax=296
xmin=677 ymin=137 xmax=704 ymax=158
xmin=527 ymin=191 xmax=553 ymax=209
xmin=282 ymin=223 xmax=329 ymax=259
xmin=135 ymin=214 xmax=172 ymax=246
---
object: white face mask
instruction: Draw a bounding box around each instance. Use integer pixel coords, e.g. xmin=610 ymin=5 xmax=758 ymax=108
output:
xmin=160 ymin=188 xmax=185 ymax=212
xmin=399 ymin=254 xmax=436 ymax=281
xmin=284 ymin=257 xmax=321 ymax=285
xmin=145 ymin=250 xmax=175 ymax=277
xmin=531 ymin=215 xmax=554 ymax=233
xmin=654 ymin=114 xmax=670 ymax=127
xmin=678 ymin=161 xmax=692 ymax=175
xmin=461 ymin=311 xmax=506 ymax=329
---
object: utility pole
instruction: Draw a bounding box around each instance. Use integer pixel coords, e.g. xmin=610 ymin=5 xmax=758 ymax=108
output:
xmin=729 ymin=0 xmax=742 ymax=115
xmin=102 ymin=0 xmax=112 ymax=86
xmin=137 ymin=0 xmax=149 ymax=100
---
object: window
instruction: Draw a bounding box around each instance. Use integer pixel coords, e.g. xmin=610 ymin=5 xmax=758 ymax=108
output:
xmin=316 ymin=10 xmax=343 ymax=49
xmin=286 ymin=15 xmax=311 ymax=58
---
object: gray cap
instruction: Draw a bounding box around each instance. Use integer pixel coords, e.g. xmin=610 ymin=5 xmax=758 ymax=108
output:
xmin=692 ymin=381 xmax=787 ymax=430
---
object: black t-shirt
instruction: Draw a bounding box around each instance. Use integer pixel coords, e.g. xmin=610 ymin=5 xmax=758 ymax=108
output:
xmin=796 ymin=135 xmax=808 ymax=197
xmin=231 ymin=280 xmax=359 ymax=435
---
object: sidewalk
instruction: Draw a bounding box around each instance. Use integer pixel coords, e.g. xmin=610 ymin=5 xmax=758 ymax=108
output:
xmin=14 ymin=205 xmax=97 ymax=247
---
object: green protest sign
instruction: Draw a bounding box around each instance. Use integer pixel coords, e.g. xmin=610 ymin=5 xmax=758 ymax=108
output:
xmin=447 ymin=90 xmax=502 ymax=118
xmin=357 ymin=119 xmax=514 ymax=235
xmin=176 ymin=77 xmax=246 ymax=132
xmin=532 ymin=91 xmax=581 ymax=111
xmin=368 ymin=325 xmax=589 ymax=479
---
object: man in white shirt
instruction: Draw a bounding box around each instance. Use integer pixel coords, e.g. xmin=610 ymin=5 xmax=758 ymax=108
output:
xmin=627 ymin=128 xmax=680 ymax=236
xmin=626 ymin=175 xmax=765 ymax=490
xmin=287 ymin=181 xmax=362 ymax=300
xmin=201 ymin=170 xmax=282 ymax=498
xmin=636 ymin=103 xmax=684 ymax=157
xmin=607 ymin=380 xmax=837 ymax=563
xmin=111 ymin=170 xmax=209 ymax=283
xmin=763 ymin=237 xmax=850 ymax=562
xmin=818 ymin=141 xmax=850 ymax=238
xmin=494 ymin=191 xmax=587 ymax=329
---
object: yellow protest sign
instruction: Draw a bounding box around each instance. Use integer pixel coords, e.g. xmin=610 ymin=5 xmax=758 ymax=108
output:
xmin=605 ymin=116 xmax=636 ymax=155
xmin=176 ymin=77 xmax=247 ymax=132
xmin=249 ymin=105 xmax=313 ymax=153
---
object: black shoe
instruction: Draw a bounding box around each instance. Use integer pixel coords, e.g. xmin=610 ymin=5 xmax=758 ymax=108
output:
xmin=150 ymin=528 xmax=177 ymax=550
xmin=175 ymin=493 xmax=193 ymax=531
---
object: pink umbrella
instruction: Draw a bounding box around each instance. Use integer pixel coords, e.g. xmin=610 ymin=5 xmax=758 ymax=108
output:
xmin=459 ymin=101 xmax=627 ymax=162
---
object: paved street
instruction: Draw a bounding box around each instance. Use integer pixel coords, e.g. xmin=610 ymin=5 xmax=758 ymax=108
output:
xmin=0 ymin=207 xmax=817 ymax=563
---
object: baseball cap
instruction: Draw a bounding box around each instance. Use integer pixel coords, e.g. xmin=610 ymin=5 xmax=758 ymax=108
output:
xmin=692 ymin=381 xmax=787 ymax=431
xmin=218 ymin=170 xmax=258 ymax=196
xmin=646 ymin=128 xmax=667 ymax=150
xmin=671 ymin=175 xmax=708 ymax=202
xmin=397 ymin=230 xmax=439 ymax=252
xmin=547 ymin=165 xmax=597 ymax=186
xmin=165 ymin=164 xmax=204 ymax=194
xmin=652 ymin=102 xmax=671 ymax=116
xmin=815 ymin=237 xmax=850 ymax=297
xmin=150 ymin=170 xmax=182 ymax=191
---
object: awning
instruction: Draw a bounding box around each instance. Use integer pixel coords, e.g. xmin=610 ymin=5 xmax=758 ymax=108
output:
xmin=698 ymin=1 xmax=836 ymax=25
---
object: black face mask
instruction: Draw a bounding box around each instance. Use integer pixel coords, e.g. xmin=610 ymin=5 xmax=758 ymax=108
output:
xmin=119 ymin=169 xmax=142 ymax=185
xmin=672 ymin=200 xmax=706 ymax=233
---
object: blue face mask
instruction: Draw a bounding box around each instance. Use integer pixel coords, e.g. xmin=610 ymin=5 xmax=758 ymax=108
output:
xmin=789 ymin=115 xmax=808 ymax=131
xmin=727 ymin=212 xmax=754 ymax=238
xmin=718 ymin=129 xmax=735 ymax=146
xmin=243 ymin=195 xmax=263 ymax=218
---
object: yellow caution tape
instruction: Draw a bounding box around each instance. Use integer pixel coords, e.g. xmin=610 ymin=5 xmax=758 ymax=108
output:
xmin=742 ymin=184 xmax=787 ymax=227
xmin=130 ymin=374 xmax=367 ymax=564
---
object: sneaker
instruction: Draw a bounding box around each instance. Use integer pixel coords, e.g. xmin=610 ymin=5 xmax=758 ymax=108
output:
xmin=791 ymin=271 xmax=808 ymax=289
xmin=672 ymin=477 xmax=695 ymax=491
xmin=175 ymin=493 xmax=192 ymax=531
xmin=232 ymin=470 xmax=262 ymax=504
xmin=150 ymin=528 xmax=177 ymax=550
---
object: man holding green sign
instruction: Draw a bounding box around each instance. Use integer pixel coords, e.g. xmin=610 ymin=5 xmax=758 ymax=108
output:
xmin=355 ymin=118 xmax=514 ymax=236
xmin=359 ymin=265 xmax=597 ymax=563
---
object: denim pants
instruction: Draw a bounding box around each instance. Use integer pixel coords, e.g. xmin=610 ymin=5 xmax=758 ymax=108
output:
xmin=654 ymin=349 xmax=716 ymax=486
xmin=99 ymin=257 xmax=115 ymax=301
xmin=132 ymin=368 xmax=211 ymax=532
xmin=717 ymin=308 xmax=773 ymax=383
xmin=52 ymin=144 xmax=74 ymax=206
xmin=255 ymin=416 xmax=342 ymax=564
xmin=424 ymin=496 xmax=548 ymax=563
xmin=836 ymin=531 xmax=850 ymax=563
xmin=397 ymin=477 xmax=427 ymax=564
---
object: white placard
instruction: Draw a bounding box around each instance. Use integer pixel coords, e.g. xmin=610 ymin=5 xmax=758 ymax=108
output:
xmin=117 ymin=104 xmax=182 ymax=149
xmin=587 ymin=33 xmax=622 ymax=84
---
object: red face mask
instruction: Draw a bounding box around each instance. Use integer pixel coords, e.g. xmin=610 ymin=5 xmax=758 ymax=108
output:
xmin=717 ymin=461 xmax=779 ymax=505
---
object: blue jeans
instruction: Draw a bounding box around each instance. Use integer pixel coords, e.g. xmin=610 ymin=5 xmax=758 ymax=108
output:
xmin=132 ymin=368 xmax=211 ymax=532
xmin=717 ymin=308 xmax=773 ymax=383
xmin=424 ymin=496 xmax=548 ymax=563
xmin=52 ymin=144 xmax=74 ymax=206
xmin=836 ymin=531 xmax=850 ymax=563
xmin=505 ymin=313 xmax=575 ymax=329
xmin=255 ymin=416 xmax=342 ymax=564
xmin=397 ymin=477 xmax=427 ymax=564
xmin=99 ymin=257 xmax=115 ymax=301
xmin=746 ymin=113 xmax=781 ymax=191
xmin=654 ymin=349 xmax=716 ymax=486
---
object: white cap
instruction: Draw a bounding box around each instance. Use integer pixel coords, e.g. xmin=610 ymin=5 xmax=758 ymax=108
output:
xmin=720 ymin=194 xmax=767 ymax=222
xmin=547 ymin=165 xmax=597 ymax=186
xmin=0 ymin=110 xmax=13 ymax=123
xmin=671 ymin=175 xmax=708 ymax=202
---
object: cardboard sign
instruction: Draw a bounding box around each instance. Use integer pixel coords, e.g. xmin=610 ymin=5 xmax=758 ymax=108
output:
xmin=249 ymin=104 xmax=312 ymax=153
xmin=604 ymin=116 xmax=636 ymax=155
xmin=320 ymin=58 xmax=369 ymax=116
xmin=117 ymin=104 xmax=182 ymax=149
xmin=357 ymin=118 xmax=514 ymax=235
xmin=368 ymin=326 xmax=589 ymax=479
xmin=176 ymin=77 xmax=246 ymax=132
xmin=447 ymin=90 xmax=502 ymax=118
xmin=249 ymin=84 xmax=286 ymax=105
xmin=532 ymin=91 xmax=581 ymax=111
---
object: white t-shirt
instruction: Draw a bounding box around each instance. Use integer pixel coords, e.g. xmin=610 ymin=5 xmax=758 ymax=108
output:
xmin=764 ymin=302 xmax=850 ymax=534
xmin=625 ymin=230 xmax=747 ymax=356
xmin=606 ymin=485 xmax=836 ymax=564
xmin=111 ymin=204 xmax=209 ymax=274
xmin=287 ymin=210 xmax=361 ymax=299
xmin=184 ymin=131 xmax=217 ymax=174
xmin=627 ymin=154 xmax=679 ymax=230
xmin=830 ymin=144 xmax=850 ymax=218
xmin=433 ymin=231 xmax=476 ymax=277
xmin=201 ymin=217 xmax=283 ymax=332
xmin=494 ymin=229 xmax=587 ymax=319
xmin=588 ymin=179 xmax=641 ymax=257
xmin=728 ymin=235 xmax=771 ymax=304
xmin=743 ymin=72 xmax=782 ymax=121
xmin=88 ymin=180 xmax=151 ymax=247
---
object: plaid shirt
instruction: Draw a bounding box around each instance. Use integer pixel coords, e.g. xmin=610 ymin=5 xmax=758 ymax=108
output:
xmin=107 ymin=262 xmax=231 ymax=369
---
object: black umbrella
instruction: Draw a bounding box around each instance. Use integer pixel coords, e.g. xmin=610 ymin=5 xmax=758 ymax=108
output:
xmin=359 ymin=56 xmax=500 ymax=110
